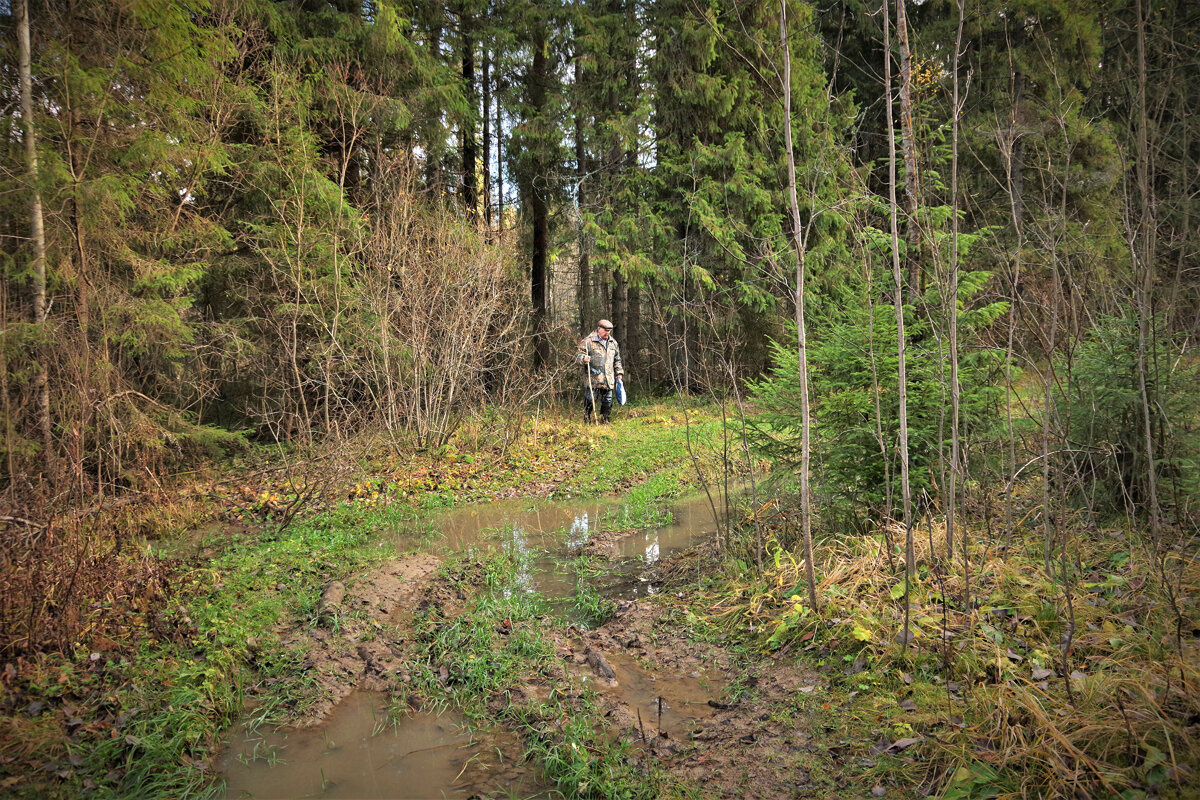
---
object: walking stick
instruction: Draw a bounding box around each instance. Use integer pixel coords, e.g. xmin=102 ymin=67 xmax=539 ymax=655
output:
xmin=585 ymin=359 xmax=598 ymax=425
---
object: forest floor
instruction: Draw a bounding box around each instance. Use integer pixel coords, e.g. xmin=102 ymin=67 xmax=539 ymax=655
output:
xmin=1 ymin=397 xmax=1197 ymax=800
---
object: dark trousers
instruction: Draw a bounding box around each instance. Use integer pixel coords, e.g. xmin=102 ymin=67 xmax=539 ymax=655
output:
xmin=583 ymin=386 xmax=613 ymax=422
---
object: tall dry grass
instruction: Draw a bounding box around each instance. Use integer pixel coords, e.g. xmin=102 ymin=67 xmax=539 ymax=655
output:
xmin=699 ymin=501 xmax=1199 ymax=798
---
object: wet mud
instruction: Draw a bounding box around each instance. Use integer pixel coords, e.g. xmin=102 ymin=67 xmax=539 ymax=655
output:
xmin=555 ymin=602 xmax=830 ymax=798
xmin=219 ymin=492 xmax=840 ymax=799
xmin=219 ymin=691 xmax=543 ymax=799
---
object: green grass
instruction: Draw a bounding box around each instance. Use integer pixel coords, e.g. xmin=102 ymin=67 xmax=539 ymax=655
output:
xmin=404 ymin=548 xmax=687 ymax=799
xmin=552 ymin=401 xmax=731 ymax=499
xmin=8 ymin=499 xmax=422 ymax=800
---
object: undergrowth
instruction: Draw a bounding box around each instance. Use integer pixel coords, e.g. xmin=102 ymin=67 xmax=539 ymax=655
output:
xmin=1 ymin=398 xmax=729 ymax=798
xmin=682 ymin=498 xmax=1200 ymax=799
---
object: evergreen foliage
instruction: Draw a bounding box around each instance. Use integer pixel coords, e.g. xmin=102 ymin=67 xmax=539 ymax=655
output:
xmin=750 ymin=267 xmax=1007 ymax=524
xmin=1057 ymin=314 xmax=1200 ymax=517
xmin=0 ymin=0 xmax=1194 ymax=528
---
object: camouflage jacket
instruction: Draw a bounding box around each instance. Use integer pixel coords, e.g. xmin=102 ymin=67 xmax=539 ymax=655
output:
xmin=575 ymin=331 xmax=623 ymax=389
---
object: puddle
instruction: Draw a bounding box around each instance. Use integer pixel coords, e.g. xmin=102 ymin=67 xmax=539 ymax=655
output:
xmin=571 ymin=650 xmax=723 ymax=740
xmin=219 ymin=494 xmax=727 ymax=798
xmin=610 ymin=497 xmax=722 ymax=565
xmin=399 ymin=493 xmax=725 ymax=604
xmin=219 ymin=691 xmax=545 ymax=799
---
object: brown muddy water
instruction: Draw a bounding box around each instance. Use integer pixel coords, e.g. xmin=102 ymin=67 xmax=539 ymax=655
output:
xmin=218 ymin=691 xmax=542 ymax=799
xmin=219 ymin=493 xmax=726 ymax=799
xmin=420 ymin=493 xmax=724 ymax=603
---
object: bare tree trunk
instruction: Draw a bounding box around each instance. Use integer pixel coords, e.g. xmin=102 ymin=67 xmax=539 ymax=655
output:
xmin=895 ymin=0 xmax=921 ymax=296
xmin=1133 ymin=0 xmax=1162 ymax=541
xmin=884 ymin=0 xmax=914 ymax=646
xmin=1000 ymin=50 xmax=1024 ymax=554
xmin=496 ymin=84 xmax=505 ymax=235
xmin=612 ymin=270 xmax=627 ymax=335
xmin=1 ymin=282 xmax=13 ymax=482
xmin=482 ymin=46 xmax=492 ymax=229
xmin=460 ymin=10 xmax=478 ymax=219
xmin=17 ymin=0 xmax=52 ymax=478
xmin=865 ymin=257 xmax=892 ymax=521
xmin=627 ymin=284 xmax=641 ymax=379
xmin=948 ymin=0 xmax=965 ymax=576
xmin=575 ymin=53 xmax=591 ymax=332
xmin=780 ymin=0 xmax=818 ymax=613
xmin=1042 ymin=165 xmax=1067 ymax=576
xmin=530 ymin=28 xmax=549 ymax=368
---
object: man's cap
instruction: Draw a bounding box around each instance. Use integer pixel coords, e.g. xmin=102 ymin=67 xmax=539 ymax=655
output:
xmin=598 ymin=319 xmax=614 ymax=330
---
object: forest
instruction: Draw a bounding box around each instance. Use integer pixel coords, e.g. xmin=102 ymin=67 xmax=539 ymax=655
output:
xmin=1 ymin=0 xmax=1197 ymax=797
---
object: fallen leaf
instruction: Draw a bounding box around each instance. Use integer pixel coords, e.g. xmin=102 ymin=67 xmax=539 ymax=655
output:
xmin=1006 ymin=648 xmax=1024 ymax=662
xmin=901 ymin=672 xmax=913 ymax=685
xmin=899 ymin=698 xmax=917 ymax=712
xmin=887 ymin=737 xmax=922 ymax=752
xmin=872 ymin=786 xmax=888 ymax=797
xmin=1031 ymin=667 xmax=1055 ymax=681
xmin=798 ymin=685 xmax=816 ymax=693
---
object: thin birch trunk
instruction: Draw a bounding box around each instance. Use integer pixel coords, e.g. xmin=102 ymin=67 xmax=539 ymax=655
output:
xmin=17 ymin=0 xmax=52 ymax=478
xmin=866 ymin=260 xmax=892 ymax=521
xmin=1133 ymin=0 xmax=1162 ymax=541
xmin=948 ymin=0 xmax=965 ymax=588
xmin=1001 ymin=53 xmax=1024 ymax=554
xmin=1042 ymin=150 xmax=1069 ymax=576
xmin=780 ymin=0 xmax=818 ymax=612
xmin=895 ymin=0 xmax=920 ymax=296
xmin=884 ymin=0 xmax=914 ymax=646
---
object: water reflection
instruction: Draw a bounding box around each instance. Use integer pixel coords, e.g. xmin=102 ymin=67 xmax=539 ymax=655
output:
xmin=567 ymin=511 xmax=590 ymax=550
xmin=220 ymin=494 xmax=725 ymax=799
xmin=644 ymin=535 xmax=661 ymax=565
xmin=422 ymin=494 xmax=721 ymax=605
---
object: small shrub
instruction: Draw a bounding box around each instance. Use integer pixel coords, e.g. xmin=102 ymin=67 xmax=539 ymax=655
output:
xmin=749 ymin=272 xmax=1007 ymax=526
xmin=1056 ymin=314 xmax=1199 ymax=517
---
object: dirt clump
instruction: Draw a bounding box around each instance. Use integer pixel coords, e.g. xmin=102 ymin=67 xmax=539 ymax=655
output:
xmin=279 ymin=553 xmax=440 ymax=725
xmin=573 ymin=527 xmax=630 ymax=559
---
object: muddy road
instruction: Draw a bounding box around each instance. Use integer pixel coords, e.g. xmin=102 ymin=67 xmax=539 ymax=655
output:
xmin=216 ymin=493 xmax=874 ymax=800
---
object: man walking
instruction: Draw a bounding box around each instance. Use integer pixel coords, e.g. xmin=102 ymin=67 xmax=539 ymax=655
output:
xmin=576 ymin=319 xmax=624 ymax=424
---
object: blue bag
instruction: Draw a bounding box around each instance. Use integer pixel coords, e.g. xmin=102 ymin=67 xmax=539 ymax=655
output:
xmin=615 ymin=377 xmax=627 ymax=406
